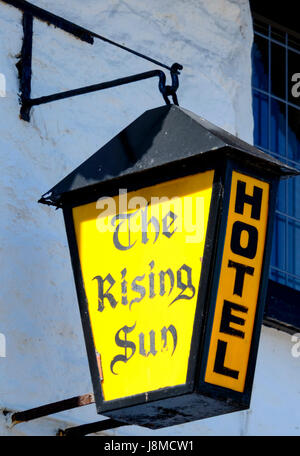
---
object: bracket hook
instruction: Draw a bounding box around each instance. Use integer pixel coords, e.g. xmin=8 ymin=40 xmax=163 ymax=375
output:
xmin=159 ymin=63 xmax=183 ymax=106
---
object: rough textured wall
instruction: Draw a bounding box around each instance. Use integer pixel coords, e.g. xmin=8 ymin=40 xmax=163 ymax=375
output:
xmin=2 ymin=0 xmax=296 ymax=437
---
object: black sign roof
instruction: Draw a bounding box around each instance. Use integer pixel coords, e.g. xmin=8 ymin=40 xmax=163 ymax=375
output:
xmin=40 ymin=104 xmax=298 ymax=206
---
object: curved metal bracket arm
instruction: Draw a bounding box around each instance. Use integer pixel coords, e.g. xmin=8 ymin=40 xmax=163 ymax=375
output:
xmin=21 ymin=64 xmax=183 ymax=121
xmin=8 ymin=0 xmax=183 ymax=121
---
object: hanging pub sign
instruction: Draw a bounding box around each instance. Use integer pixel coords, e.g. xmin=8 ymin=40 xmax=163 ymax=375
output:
xmin=39 ymin=105 xmax=298 ymax=428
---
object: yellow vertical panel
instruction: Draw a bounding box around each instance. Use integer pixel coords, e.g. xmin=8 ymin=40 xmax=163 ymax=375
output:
xmin=204 ymin=171 xmax=269 ymax=392
xmin=72 ymin=171 xmax=214 ymax=401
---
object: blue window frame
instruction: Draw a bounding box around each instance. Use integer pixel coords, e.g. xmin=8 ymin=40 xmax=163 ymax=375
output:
xmin=252 ymin=15 xmax=300 ymax=292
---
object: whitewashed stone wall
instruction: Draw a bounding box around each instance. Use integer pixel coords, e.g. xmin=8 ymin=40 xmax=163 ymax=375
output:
xmin=0 ymin=0 xmax=299 ymax=436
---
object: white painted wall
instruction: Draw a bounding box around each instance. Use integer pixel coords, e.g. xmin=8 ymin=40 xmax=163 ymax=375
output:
xmin=0 ymin=0 xmax=299 ymax=436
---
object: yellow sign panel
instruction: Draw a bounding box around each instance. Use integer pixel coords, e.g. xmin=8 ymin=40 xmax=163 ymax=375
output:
xmin=204 ymin=171 xmax=269 ymax=392
xmin=72 ymin=170 xmax=214 ymax=401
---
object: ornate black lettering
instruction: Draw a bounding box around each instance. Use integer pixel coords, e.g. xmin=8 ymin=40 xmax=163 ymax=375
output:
xmin=111 ymin=210 xmax=138 ymax=250
xmin=149 ymin=260 xmax=155 ymax=298
xmin=170 ymin=264 xmax=195 ymax=306
xmin=110 ymin=323 xmax=136 ymax=375
xmin=121 ymin=268 xmax=128 ymax=305
xmin=93 ymin=274 xmax=117 ymax=312
xmin=141 ymin=206 xmax=160 ymax=245
xmin=162 ymin=211 xmax=177 ymax=238
xmin=130 ymin=275 xmax=146 ymax=310
xmin=159 ymin=269 xmax=175 ymax=296
xmin=161 ymin=325 xmax=177 ymax=355
xmin=139 ymin=330 xmax=157 ymax=357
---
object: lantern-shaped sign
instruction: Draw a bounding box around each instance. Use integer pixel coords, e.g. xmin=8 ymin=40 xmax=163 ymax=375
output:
xmin=40 ymin=105 xmax=298 ymax=428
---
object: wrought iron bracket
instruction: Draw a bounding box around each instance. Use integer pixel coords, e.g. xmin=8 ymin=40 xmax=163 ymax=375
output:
xmin=20 ymin=63 xmax=182 ymax=122
xmin=1 ymin=0 xmax=182 ymax=121
xmin=8 ymin=392 xmax=127 ymax=436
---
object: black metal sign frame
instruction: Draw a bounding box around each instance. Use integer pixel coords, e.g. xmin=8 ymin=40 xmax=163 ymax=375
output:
xmin=61 ymin=152 xmax=278 ymax=427
xmin=62 ymin=156 xmax=223 ymax=413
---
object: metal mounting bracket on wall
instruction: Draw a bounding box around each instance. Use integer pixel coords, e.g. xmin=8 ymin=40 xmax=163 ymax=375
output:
xmin=2 ymin=0 xmax=183 ymax=122
xmin=7 ymin=393 xmax=128 ymax=436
